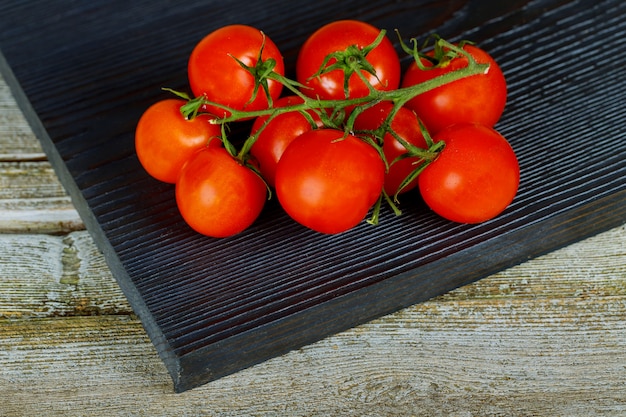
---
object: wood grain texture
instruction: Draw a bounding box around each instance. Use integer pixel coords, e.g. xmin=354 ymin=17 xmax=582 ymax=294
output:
xmin=1 ymin=123 xmax=625 ymax=413
xmin=1 ymin=86 xmax=625 ymax=412
xmin=0 ymin=232 xmax=130 ymax=318
xmin=0 ymin=72 xmax=83 ymax=234
xmin=0 ymin=77 xmax=46 ymax=161
xmin=1 ymin=0 xmax=625 ymax=406
xmin=0 ymin=162 xmax=83 ymax=234
xmin=1 ymin=226 xmax=625 ymax=416
xmin=0 ymin=0 xmax=626 ymax=391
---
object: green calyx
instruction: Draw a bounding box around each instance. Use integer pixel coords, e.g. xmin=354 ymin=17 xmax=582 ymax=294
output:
xmin=309 ymin=29 xmax=387 ymax=98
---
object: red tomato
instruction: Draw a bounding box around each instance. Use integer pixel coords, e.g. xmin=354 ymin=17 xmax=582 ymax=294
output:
xmin=135 ymin=99 xmax=221 ymax=183
xmin=353 ymin=102 xmax=428 ymax=196
xmin=401 ymin=44 xmax=507 ymax=135
xmin=187 ymin=24 xmax=284 ymax=117
xmin=296 ymin=20 xmax=401 ymax=100
xmin=176 ymin=146 xmax=267 ymax=237
xmin=249 ymin=95 xmax=323 ymax=187
xmin=275 ymin=129 xmax=385 ymax=234
xmin=418 ymin=124 xmax=519 ymax=223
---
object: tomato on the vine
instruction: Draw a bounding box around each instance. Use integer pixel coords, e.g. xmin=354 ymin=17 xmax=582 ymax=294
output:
xmin=135 ymin=99 xmax=221 ymax=183
xmin=176 ymin=145 xmax=267 ymax=238
xmin=296 ymin=20 xmax=401 ymax=100
xmin=418 ymin=124 xmax=519 ymax=224
xmin=353 ymin=102 xmax=428 ymax=196
xmin=249 ymin=95 xmax=323 ymax=187
xmin=275 ymin=128 xmax=385 ymax=234
xmin=187 ymin=24 xmax=285 ymax=117
xmin=402 ymin=43 xmax=507 ymax=135
xmin=137 ymin=20 xmax=520 ymax=238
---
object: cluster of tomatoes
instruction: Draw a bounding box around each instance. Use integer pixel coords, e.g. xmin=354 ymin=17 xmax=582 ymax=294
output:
xmin=135 ymin=20 xmax=519 ymax=238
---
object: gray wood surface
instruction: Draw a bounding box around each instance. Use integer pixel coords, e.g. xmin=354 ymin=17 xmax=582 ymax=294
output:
xmin=1 ymin=72 xmax=625 ymax=416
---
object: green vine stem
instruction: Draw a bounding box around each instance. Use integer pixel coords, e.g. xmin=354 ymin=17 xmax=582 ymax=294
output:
xmin=199 ymin=56 xmax=486 ymax=132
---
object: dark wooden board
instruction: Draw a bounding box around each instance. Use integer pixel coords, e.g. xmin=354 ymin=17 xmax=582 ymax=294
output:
xmin=1 ymin=0 xmax=624 ymax=392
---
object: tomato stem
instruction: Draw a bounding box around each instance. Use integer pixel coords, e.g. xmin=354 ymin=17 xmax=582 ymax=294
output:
xmin=309 ymin=29 xmax=387 ymax=99
xmin=367 ymin=191 xmax=403 ymax=226
xmin=204 ymin=50 xmax=487 ymax=128
xmin=367 ymin=194 xmax=383 ymax=226
xmin=229 ymin=32 xmax=278 ymax=108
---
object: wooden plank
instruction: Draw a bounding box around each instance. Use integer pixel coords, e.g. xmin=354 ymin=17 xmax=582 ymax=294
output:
xmin=1 ymin=0 xmax=625 ymax=391
xmin=0 ymin=4 xmax=625 ymax=412
xmin=0 ymin=161 xmax=74 ymax=200
xmin=0 ymin=72 xmax=46 ymax=161
xmin=0 ymin=71 xmax=84 ymax=233
xmin=1 ymin=226 xmax=625 ymax=415
xmin=1 ymin=226 xmax=623 ymax=320
xmin=0 ymin=231 xmax=130 ymax=318
xmin=0 ymin=161 xmax=84 ymax=234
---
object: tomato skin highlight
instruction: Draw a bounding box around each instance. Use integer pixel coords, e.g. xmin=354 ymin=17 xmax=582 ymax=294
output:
xmin=353 ymin=102 xmax=428 ymax=195
xmin=418 ymin=124 xmax=519 ymax=224
xmin=275 ymin=129 xmax=385 ymax=234
xmin=134 ymin=99 xmax=221 ymax=184
xmin=249 ymin=96 xmax=323 ymax=187
xmin=296 ymin=20 xmax=401 ymax=100
xmin=187 ymin=24 xmax=284 ymax=117
xmin=401 ymin=44 xmax=507 ymax=135
xmin=175 ymin=146 xmax=267 ymax=238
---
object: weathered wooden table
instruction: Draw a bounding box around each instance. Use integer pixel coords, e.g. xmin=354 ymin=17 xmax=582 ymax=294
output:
xmin=1 ymin=68 xmax=625 ymax=415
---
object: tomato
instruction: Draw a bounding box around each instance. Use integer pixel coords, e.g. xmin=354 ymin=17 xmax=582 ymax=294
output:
xmin=176 ymin=146 xmax=267 ymax=237
xmin=135 ymin=99 xmax=221 ymax=183
xmin=401 ymin=44 xmax=507 ymax=135
xmin=418 ymin=124 xmax=519 ymax=224
xmin=249 ymin=95 xmax=323 ymax=187
xmin=275 ymin=129 xmax=385 ymax=234
xmin=353 ymin=102 xmax=428 ymax=196
xmin=187 ymin=24 xmax=284 ymax=117
xmin=296 ymin=20 xmax=401 ymax=100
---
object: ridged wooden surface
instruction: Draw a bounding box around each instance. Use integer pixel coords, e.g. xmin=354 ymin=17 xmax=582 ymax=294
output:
xmin=1 ymin=0 xmax=625 ymax=392
xmin=1 ymin=68 xmax=626 ymax=415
